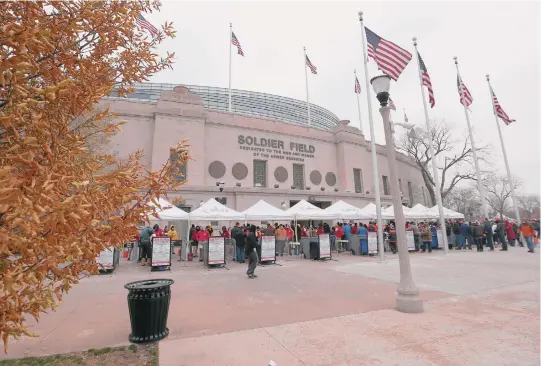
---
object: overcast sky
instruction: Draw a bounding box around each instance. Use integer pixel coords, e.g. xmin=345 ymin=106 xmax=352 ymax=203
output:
xmin=147 ymin=0 xmax=540 ymax=194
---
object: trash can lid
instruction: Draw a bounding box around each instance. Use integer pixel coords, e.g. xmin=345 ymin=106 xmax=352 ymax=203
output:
xmin=124 ymin=279 xmax=174 ymax=290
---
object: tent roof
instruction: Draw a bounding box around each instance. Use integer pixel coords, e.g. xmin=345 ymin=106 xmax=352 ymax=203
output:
xmin=285 ymin=200 xmax=337 ymax=220
xmin=325 ymin=200 xmax=373 ymax=220
xmin=409 ymin=203 xmax=439 ymax=219
xmin=148 ymin=197 xmax=189 ymax=221
xmin=427 ymin=205 xmax=464 ymax=219
xmin=357 ymin=202 xmax=378 ymax=219
xmin=188 ymin=198 xmax=245 ymax=221
xmin=242 ymin=200 xmax=294 ymax=221
xmin=381 ymin=204 xmax=417 ymax=220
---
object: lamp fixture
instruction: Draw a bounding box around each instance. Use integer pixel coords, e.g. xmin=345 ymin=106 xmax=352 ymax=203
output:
xmin=370 ymin=74 xmax=391 ymax=107
xmin=320 ymin=187 xmax=326 ymax=191
xmin=334 ymin=188 xmax=339 ymax=192
xmin=274 ymin=184 xmax=279 ymax=188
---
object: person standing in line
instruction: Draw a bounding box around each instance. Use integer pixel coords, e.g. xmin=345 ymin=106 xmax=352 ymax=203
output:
xmin=452 ymin=220 xmax=461 ymax=249
xmin=472 ymin=221 xmax=484 ymax=252
xmin=495 ymin=219 xmax=507 ymax=251
xmin=343 ymin=222 xmax=352 ymax=251
xmin=458 ymin=221 xmax=469 ymax=250
xmin=420 ymin=223 xmax=432 ymax=253
xmin=411 ymin=221 xmax=421 ymax=252
xmin=518 ymin=221 xmax=536 ymax=253
xmin=139 ymin=225 xmax=154 ymax=266
xmin=231 ymin=222 xmax=246 ymax=263
xmin=483 ymin=218 xmax=495 ymax=251
xmin=245 ymin=225 xmax=260 ymax=278
xmin=275 ymin=224 xmax=287 ymax=257
xmin=445 ymin=221 xmax=452 ymax=250
xmin=505 ymin=220 xmax=516 ymax=247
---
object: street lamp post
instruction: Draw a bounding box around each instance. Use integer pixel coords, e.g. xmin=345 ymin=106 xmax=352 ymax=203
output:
xmin=370 ymin=75 xmax=423 ymax=313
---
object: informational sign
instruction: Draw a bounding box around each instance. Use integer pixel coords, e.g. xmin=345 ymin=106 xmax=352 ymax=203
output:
xmin=151 ymin=236 xmax=171 ymax=266
xmin=318 ymin=234 xmax=331 ymax=259
xmin=406 ymin=231 xmax=415 ymax=251
xmin=436 ymin=229 xmax=443 ymax=249
xmin=208 ymin=236 xmax=225 ymax=264
xmin=97 ymin=248 xmax=114 ymax=269
xmin=261 ymin=236 xmax=276 ymax=261
xmin=368 ymin=232 xmax=378 ymax=254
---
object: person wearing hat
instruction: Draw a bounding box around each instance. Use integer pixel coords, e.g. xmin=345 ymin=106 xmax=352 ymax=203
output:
xmin=245 ymin=225 xmax=260 ymax=278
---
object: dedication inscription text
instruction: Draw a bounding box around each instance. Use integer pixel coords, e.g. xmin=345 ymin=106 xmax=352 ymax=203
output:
xmin=237 ymin=135 xmax=316 ymax=162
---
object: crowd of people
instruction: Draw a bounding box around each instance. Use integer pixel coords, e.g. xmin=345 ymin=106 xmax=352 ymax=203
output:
xmin=134 ymin=217 xmax=539 ymax=275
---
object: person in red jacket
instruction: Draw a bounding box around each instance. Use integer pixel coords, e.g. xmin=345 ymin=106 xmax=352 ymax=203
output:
xmin=335 ymin=224 xmax=344 ymax=241
xmin=221 ymin=226 xmax=230 ymax=238
xmin=351 ymin=223 xmax=358 ymax=235
xmin=316 ymin=224 xmax=324 ymax=235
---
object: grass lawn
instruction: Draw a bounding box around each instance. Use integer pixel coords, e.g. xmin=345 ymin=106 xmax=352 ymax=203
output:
xmin=0 ymin=344 xmax=157 ymax=366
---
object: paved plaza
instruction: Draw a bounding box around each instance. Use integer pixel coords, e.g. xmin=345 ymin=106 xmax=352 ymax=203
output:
xmin=0 ymin=248 xmax=539 ymax=365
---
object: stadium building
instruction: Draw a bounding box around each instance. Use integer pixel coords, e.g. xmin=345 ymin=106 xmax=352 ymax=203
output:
xmin=104 ymin=83 xmax=429 ymax=224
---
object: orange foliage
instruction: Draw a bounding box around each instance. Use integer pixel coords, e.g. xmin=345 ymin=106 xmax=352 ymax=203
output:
xmin=0 ymin=1 xmax=186 ymax=352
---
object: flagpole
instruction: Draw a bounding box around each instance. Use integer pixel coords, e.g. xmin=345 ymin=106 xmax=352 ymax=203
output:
xmin=354 ymin=70 xmax=363 ymax=134
xmin=454 ymin=57 xmax=489 ymax=219
xmin=413 ymin=38 xmax=448 ymax=253
xmin=486 ymin=75 xmax=524 ymax=232
xmin=304 ymin=46 xmax=311 ymax=128
xmin=359 ymin=11 xmax=384 ymax=262
xmin=228 ymin=23 xmax=232 ymax=112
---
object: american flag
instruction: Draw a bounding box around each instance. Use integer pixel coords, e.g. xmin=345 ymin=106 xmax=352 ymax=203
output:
xmin=305 ymin=55 xmax=317 ymax=74
xmin=365 ymin=27 xmax=412 ymax=81
xmin=389 ymin=97 xmax=396 ymax=111
xmin=231 ymin=32 xmax=244 ymax=56
xmin=417 ymin=51 xmax=435 ymax=108
xmin=355 ymin=76 xmax=361 ymax=94
xmin=491 ymin=88 xmax=515 ymax=125
xmin=136 ymin=14 xmax=159 ymax=37
xmin=457 ymin=75 xmax=473 ymax=107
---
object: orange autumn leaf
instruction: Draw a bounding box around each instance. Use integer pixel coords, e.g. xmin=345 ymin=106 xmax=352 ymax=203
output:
xmin=0 ymin=0 xmax=187 ymax=353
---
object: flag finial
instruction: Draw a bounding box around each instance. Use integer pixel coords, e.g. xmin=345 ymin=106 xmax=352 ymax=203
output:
xmin=453 ymin=56 xmax=458 ymax=64
xmin=358 ymin=11 xmax=363 ymax=21
xmin=486 ymin=74 xmax=490 ymax=81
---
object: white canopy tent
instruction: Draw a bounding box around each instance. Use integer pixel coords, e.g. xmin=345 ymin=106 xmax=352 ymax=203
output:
xmin=409 ymin=203 xmax=439 ymax=220
xmin=285 ymin=199 xmax=338 ymax=220
xmin=148 ymin=197 xmax=189 ymax=221
xmin=188 ymin=198 xmax=246 ymax=221
xmin=427 ymin=205 xmax=465 ymax=219
xmin=358 ymin=202 xmax=378 ymax=220
xmin=324 ymin=200 xmax=373 ymax=220
xmin=381 ymin=204 xmax=418 ymax=220
xmin=242 ymin=200 xmax=294 ymax=221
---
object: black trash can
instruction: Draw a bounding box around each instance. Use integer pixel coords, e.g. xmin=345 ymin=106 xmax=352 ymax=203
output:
xmin=124 ymin=279 xmax=174 ymax=343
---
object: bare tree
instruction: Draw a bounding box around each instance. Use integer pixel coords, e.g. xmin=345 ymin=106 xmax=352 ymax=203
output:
xmin=396 ymin=120 xmax=489 ymax=206
xmin=483 ymin=173 xmax=522 ymax=218
xmin=517 ymin=195 xmax=540 ymax=220
xmin=444 ymin=186 xmax=483 ymax=221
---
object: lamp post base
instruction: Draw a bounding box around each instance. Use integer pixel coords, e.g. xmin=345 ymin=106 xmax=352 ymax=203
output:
xmin=396 ymin=289 xmax=424 ymax=313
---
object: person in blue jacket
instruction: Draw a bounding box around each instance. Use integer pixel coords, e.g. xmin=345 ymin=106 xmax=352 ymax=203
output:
xmin=343 ymin=222 xmax=352 ymax=251
xmin=358 ymin=224 xmax=368 ymax=255
xmin=459 ymin=221 xmax=471 ymax=250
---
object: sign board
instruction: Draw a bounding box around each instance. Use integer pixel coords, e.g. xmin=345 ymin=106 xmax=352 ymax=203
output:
xmin=261 ymin=236 xmax=276 ymax=261
xmin=151 ymin=236 xmax=171 ymax=266
xmin=368 ymin=232 xmax=378 ymax=254
xmin=97 ymin=248 xmax=114 ymax=269
xmin=406 ymin=231 xmax=415 ymax=251
xmin=208 ymin=236 xmax=225 ymax=264
xmin=318 ymin=234 xmax=331 ymax=259
xmin=436 ymin=229 xmax=443 ymax=249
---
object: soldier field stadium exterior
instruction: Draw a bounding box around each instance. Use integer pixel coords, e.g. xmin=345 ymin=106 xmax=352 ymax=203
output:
xmin=103 ymin=83 xmax=429 ymax=233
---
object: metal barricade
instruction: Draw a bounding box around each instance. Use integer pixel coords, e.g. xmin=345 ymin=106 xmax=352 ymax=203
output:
xmin=225 ymin=238 xmax=235 ymax=261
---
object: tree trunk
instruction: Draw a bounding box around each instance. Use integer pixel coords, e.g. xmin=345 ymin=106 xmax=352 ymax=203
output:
xmin=421 ymin=169 xmax=437 ymax=206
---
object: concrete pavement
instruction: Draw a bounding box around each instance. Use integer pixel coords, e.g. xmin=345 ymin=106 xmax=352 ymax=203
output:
xmin=0 ymin=247 xmax=538 ymax=365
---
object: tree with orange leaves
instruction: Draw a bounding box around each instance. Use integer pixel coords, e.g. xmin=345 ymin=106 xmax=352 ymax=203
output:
xmin=0 ymin=1 xmax=186 ymax=351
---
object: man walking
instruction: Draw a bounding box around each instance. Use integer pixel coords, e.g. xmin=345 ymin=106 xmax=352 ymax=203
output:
xmin=245 ymin=225 xmax=260 ymax=278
